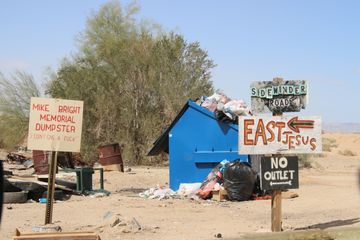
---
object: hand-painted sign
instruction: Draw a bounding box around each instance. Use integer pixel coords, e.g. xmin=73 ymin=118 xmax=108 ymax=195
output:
xmin=238 ymin=116 xmax=322 ymax=154
xmin=27 ymin=97 xmax=84 ymax=152
xmin=251 ymin=79 xmax=308 ymax=113
xmin=260 ymin=156 xmax=299 ymax=190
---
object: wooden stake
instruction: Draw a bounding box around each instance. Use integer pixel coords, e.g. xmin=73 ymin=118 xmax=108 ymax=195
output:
xmin=45 ymin=151 xmax=58 ymax=224
xmin=271 ymin=189 xmax=282 ymax=231
xmin=272 ymin=88 xmax=283 ymax=232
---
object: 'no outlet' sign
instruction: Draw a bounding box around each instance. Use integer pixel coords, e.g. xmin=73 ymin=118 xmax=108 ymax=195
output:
xmin=260 ymin=156 xmax=299 ymax=190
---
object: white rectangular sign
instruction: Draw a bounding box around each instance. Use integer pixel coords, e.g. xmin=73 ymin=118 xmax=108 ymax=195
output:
xmin=27 ymin=97 xmax=84 ymax=152
xmin=251 ymin=80 xmax=308 ymax=113
xmin=239 ymin=116 xmax=322 ymax=154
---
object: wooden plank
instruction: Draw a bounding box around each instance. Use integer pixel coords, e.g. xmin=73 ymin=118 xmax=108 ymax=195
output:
xmin=250 ymin=79 xmax=308 ymax=113
xmin=239 ymin=227 xmax=360 ymax=240
xmin=27 ymin=97 xmax=84 ymax=153
xmin=13 ymin=231 xmax=100 ymax=240
xmin=212 ymin=188 xmax=228 ymax=201
xmin=238 ymin=116 xmax=322 ymax=154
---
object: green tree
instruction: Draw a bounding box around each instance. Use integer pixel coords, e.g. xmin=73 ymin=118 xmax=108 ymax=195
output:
xmin=46 ymin=1 xmax=215 ymax=165
xmin=0 ymin=71 xmax=41 ymax=149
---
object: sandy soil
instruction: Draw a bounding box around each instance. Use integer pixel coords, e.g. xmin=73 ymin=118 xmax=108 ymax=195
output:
xmin=1 ymin=133 xmax=360 ymax=239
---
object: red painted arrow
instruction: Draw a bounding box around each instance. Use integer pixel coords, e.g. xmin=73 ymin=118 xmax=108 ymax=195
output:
xmin=287 ymin=116 xmax=314 ymax=133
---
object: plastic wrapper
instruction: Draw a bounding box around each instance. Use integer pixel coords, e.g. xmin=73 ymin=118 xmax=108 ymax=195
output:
xmin=197 ymin=160 xmax=229 ymax=199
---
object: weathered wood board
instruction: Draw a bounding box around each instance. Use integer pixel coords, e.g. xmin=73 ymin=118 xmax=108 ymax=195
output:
xmin=27 ymin=97 xmax=84 ymax=153
xmin=239 ymin=116 xmax=322 ymax=154
xmin=260 ymin=156 xmax=299 ymax=190
xmin=251 ymin=80 xmax=308 ymax=113
xmin=13 ymin=230 xmax=101 ymax=240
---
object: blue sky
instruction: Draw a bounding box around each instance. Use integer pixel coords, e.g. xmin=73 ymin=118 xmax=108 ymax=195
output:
xmin=1 ymin=1 xmax=359 ymax=123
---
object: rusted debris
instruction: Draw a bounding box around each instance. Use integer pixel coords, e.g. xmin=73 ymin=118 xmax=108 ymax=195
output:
xmin=6 ymin=153 xmax=29 ymax=164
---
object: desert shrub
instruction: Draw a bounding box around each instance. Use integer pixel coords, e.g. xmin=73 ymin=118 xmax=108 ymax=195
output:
xmin=312 ymin=153 xmax=327 ymax=158
xmin=0 ymin=71 xmax=41 ymax=149
xmin=46 ymin=1 xmax=215 ymax=165
xmin=322 ymin=138 xmax=337 ymax=152
xmin=338 ymin=149 xmax=357 ymax=156
xmin=298 ymin=154 xmax=312 ymax=168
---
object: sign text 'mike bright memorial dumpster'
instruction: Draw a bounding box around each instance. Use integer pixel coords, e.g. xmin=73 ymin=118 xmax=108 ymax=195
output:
xmin=27 ymin=97 xmax=84 ymax=152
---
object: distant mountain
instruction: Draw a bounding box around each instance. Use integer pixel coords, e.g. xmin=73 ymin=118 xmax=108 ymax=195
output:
xmin=323 ymin=122 xmax=360 ymax=133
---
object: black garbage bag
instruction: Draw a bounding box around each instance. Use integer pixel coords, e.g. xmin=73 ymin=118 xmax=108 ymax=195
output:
xmin=223 ymin=161 xmax=256 ymax=201
xmin=214 ymin=110 xmax=237 ymax=124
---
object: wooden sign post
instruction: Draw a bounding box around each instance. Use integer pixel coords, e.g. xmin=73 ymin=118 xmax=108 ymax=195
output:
xmin=45 ymin=151 xmax=58 ymax=224
xmin=272 ymin=111 xmax=282 ymax=232
xmin=240 ymin=77 xmax=321 ymax=232
xmin=27 ymin=97 xmax=84 ymax=224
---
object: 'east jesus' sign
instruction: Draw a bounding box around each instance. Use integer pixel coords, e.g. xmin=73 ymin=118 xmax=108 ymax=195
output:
xmin=238 ymin=116 xmax=322 ymax=154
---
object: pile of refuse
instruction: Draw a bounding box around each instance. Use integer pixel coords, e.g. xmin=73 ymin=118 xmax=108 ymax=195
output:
xmin=139 ymin=159 xmax=268 ymax=202
xmin=197 ymin=159 xmax=259 ymax=201
xmin=196 ymin=90 xmax=252 ymax=124
xmin=1 ymin=150 xmax=110 ymax=204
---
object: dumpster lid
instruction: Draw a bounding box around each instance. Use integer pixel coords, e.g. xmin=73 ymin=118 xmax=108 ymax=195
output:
xmin=147 ymin=99 xmax=238 ymax=156
xmin=147 ymin=100 xmax=190 ymax=156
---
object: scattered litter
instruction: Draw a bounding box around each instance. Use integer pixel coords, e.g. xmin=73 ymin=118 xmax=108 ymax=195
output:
xmin=197 ymin=160 xmax=229 ymax=199
xmin=131 ymin=217 xmax=142 ymax=231
xmin=103 ymin=212 xmax=123 ymax=228
xmin=215 ymin=233 xmax=222 ymax=238
xmin=6 ymin=206 xmax=13 ymax=210
xmin=22 ymin=160 xmax=34 ymax=169
xmin=6 ymin=153 xmax=29 ymax=164
xmin=103 ymin=211 xmax=114 ymax=220
xmin=89 ymin=190 xmax=110 ymax=198
xmin=110 ymin=217 xmax=121 ymax=227
xmin=32 ymin=224 xmax=62 ymax=233
xmin=177 ymin=183 xmax=201 ymax=197
xmin=122 ymin=229 xmax=131 ymax=233
xmin=139 ymin=186 xmax=176 ymax=200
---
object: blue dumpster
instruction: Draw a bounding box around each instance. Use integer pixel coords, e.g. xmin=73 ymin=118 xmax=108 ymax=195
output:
xmin=148 ymin=100 xmax=248 ymax=190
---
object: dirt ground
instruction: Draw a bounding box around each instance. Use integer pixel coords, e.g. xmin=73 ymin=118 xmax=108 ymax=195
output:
xmin=1 ymin=133 xmax=360 ymax=239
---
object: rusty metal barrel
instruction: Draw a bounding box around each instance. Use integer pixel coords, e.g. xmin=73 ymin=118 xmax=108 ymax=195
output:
xmin=98 ymin=143 xmax=124 ymax=172
xmin=32 ymin=150 xmax=50 ymax=174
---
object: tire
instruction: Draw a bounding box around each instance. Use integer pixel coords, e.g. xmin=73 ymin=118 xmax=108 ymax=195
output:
xmin=42 ymin=190 xmax=65 ymax=201
xmin=4 ymin=191 xmax=28 ymax=204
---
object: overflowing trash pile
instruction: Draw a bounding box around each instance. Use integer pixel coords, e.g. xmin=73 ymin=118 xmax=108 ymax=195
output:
xmin=196 ymin=90 xmax=252 ymax=123
xmin=139 ymin=159 xmax=270 ymax=202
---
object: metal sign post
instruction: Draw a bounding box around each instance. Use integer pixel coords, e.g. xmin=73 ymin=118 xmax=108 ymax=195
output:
xmin=45 ymin=151 xmax=58 ymax=224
